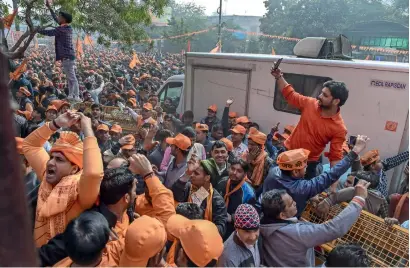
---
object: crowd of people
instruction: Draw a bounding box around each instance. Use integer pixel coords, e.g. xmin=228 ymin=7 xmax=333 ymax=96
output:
xmin=8 ymin=5 xmax=410 ymax=267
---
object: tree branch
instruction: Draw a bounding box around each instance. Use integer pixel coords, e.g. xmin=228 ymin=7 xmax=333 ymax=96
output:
xmin=3 ymin=30 xmax=36 ymax=59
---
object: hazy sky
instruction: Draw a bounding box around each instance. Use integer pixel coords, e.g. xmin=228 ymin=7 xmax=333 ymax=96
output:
xmin=177 ymin=0 xmax=267 ymax=16
xmin=4 ymin=0 xmax=267 ymax=16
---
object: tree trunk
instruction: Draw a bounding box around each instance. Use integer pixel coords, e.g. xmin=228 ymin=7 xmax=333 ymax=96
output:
xmin=0 ymin=49 xmax=37 ymax=267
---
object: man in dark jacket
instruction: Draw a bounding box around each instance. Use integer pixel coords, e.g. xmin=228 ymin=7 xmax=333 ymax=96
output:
xmin=38 ymin=0 xmax=80 ymax=101
xmin=218 ymin=204 xmax=261 ymax=267
xmin=216 ymin=158 xmax=256 ymax=240
xmin=259 ymin=185 xmax=369 ymax=267
xmin=200 ymin=104 xmax=221 ymax=131
xmin=262 ymin=135 xmax=370 ymax=218
xmin=172 ymin=158 xmax=227 ymax=237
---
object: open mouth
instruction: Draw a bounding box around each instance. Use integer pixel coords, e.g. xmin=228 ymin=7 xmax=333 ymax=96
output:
xmin=46 ymin=167 xmax=56 ymax=176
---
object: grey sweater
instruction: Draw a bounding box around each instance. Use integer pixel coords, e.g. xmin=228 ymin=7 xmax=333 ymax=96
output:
xmin=260 ymin=199 xmax=363 ymax=267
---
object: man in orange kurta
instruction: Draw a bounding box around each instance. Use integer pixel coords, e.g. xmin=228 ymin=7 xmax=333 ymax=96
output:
xmin=271 ymin=66 xmax=348 ymax=179
xmin=23 ymin=111 xmax=103 ymax=247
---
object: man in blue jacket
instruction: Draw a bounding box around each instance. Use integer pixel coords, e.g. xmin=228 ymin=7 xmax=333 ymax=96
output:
xmin=262 ymin=135 xmax=369 ymax=217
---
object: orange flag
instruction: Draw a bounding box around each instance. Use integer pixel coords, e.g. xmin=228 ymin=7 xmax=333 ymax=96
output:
xmin=9 ymin=58 xmax=28 ymax=81
xmin=364 ymin=55 xmax=371 ymax=60
xmin=3 ymin=9 xmax=18 ymax=30
xmin=75 ymin=37 xmax=83 ymax=60
xmin=210 ymin=42 xmax=221 ymax=53
xmin=129 ymin=53 xmax=140 ymax=69
xmin=271 ymin=48 xmax=276 ymax=55
xmin=84 ymin=35 xmax=93 ymax=46
xmin=34 ymin=37 xmax=39 ymax=50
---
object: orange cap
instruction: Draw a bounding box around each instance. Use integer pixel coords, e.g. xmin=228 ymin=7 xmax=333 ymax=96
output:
xmin=248 ymin=127 xmax=267 ymax=145
xmin=231 ymin=125 xmax=246 ymax=135
xmin=119 ymin=215 xmax=167 ymax=267
xmin=51 ymin=100 xmax=70 ymax=111
xmin=229 ymin=112 xmax=238 ymax=118
xmin=46 ymin=105 xmax=58 ymax=112
xmin=127 ymin=90 xmax=136 ymax=97
xmin=277 ymin=149 xmax=310 ymax=170
xmin=110 ymin=124 xmax=123 ymax=134
xmin=360 ymin=150 xmax=380 ymax=167
xmin=195 ymin=123 xmax=209 ymax=132
xmin=284 ymin=125 xmax=296 ymax=134
xmin=166 ymin=133 xmax=191 ymax=151
xmin=143 ymin=102 xmax=153 ymax=111
xmin=121 ymin=134 xmax=136 ymax=150
xmin=220 ymin=138 xmax=233 ymax=152
xmin=50 ymin=131 xmax=84 ymax=169
xmin=17 ymin=110 xmax=32 ymax=120
xmin=96 ymin=124 xmax=109 ymax=132
xmin=19 ymin=87 xmax=31 ymax=97
xmin=166 ymin=215 xmax=223 ymax=267
xmin=236 ymin=116 xmax=250 ymax=124
xmin=16 ymin=137 xmax=24 ymax=155
xmin=208 ymin=104 xmax=217 ymax=112
xmin=273 ymin=132 xmax=289 ymax=141
xmin=127 ymin=98 xmax=137 ymax=108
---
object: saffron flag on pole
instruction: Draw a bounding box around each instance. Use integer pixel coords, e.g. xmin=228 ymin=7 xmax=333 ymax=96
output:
xmin=210 ymin=41 xmax=221 ymax=53
xmin=187 ymin=40 xmax=191 ymax=52
xmin=75 ymin=37 xmax=83 ymax=59
xmin=2 ymin=9 xmax=18 ymax=30
xmin=271 ymin=48 xmax=276 ymax=55
xmin=84 ymin=35 xmax=93 ymax=46
xmin=9 ymin=58 xmax=28 ymax=81
xmin=129 ymin=53 xmax=140 ymax=69
xmin=34 ymin=37 xmax=39 ymax=50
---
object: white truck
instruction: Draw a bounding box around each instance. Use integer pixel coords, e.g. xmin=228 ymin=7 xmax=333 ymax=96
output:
xmin=156 ymin=51 xmax=409 ymax=193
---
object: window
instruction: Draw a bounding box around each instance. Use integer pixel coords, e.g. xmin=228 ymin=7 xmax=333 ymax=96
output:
xmin=158 ymin=81 xmax=183 ymax=106
xmin=273 ymin=73 xmax=332 ymax=115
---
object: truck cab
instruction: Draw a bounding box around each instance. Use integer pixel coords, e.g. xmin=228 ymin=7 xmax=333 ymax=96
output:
xmin=156 ymin=74 xmax=185 ymax=115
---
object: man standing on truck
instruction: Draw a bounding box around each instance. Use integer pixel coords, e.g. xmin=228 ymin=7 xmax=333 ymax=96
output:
xmin=271 ymin=67 xmax=349 ymax=179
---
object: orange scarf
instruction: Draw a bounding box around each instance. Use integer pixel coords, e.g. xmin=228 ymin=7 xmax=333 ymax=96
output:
xmin=166 ymin=239 xmax=179 ymax=266
xmin=35 ymin=173 xmax=80 ymax=247
xmin=224 ymin=177 xmax=247 ymax=207
xmin=250 ymin=149 xmax=267 ymax=187
xmin=188 ymin=184 xmax=214 ymax=221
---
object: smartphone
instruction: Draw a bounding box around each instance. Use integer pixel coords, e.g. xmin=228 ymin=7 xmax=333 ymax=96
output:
xmin=348 ymin=135 xmax=357 ymax=146
xmin=272 ymin=58 xmax=283 ymax=71
xmin=353 ymin=177 xmax=359 ymax=186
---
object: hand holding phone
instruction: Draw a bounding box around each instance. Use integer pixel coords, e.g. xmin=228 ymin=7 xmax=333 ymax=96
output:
xmin=348 ymin=135 xmax=357 ymax=146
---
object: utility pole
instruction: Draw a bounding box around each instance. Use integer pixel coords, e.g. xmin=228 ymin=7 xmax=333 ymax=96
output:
xmin=217 ymin=0 xmax=223 ymax=52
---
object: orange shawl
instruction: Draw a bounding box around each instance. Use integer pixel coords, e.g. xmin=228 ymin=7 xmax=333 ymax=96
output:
xmin=250 ymin=150 xmax=267 ymax=187
xmin=35 ymin=173 xmax=80 ymax=247
xmin=224 ymin=177 xmax=247 ymax=207
xmin=188 ymin=184 xmax=214 ymax=221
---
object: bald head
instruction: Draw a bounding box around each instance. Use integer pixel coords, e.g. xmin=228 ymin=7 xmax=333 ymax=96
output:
xmin=107 ymin=158 xmax=127 ymax=169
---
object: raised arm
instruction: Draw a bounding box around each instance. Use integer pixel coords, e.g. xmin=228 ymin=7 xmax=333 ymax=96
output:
xmin=293 ymin=135 xmax=369 ymax=199
xmin=382 ymin=151 xmax=409 ymax=172
xmin=22 ymin=123 xmax=54 ymax=180
xmin=45 ymin=0 xmax=59 ymax=23
xmin=293 ymin=150 xmax=359 ymax=199
xmin=77 ymin=114 xmax=104 ymax=209
xmin=222 ymin=98 xmax=233 ymax=137
xmin=271 ymin=67 xmax=314 ymax=110
xmin=129 ymin=154 xmax=176 ymax=225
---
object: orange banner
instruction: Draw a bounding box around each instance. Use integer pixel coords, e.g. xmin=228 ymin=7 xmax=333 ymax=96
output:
xmin=3 ymin=9 xmax=18 ymax=30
